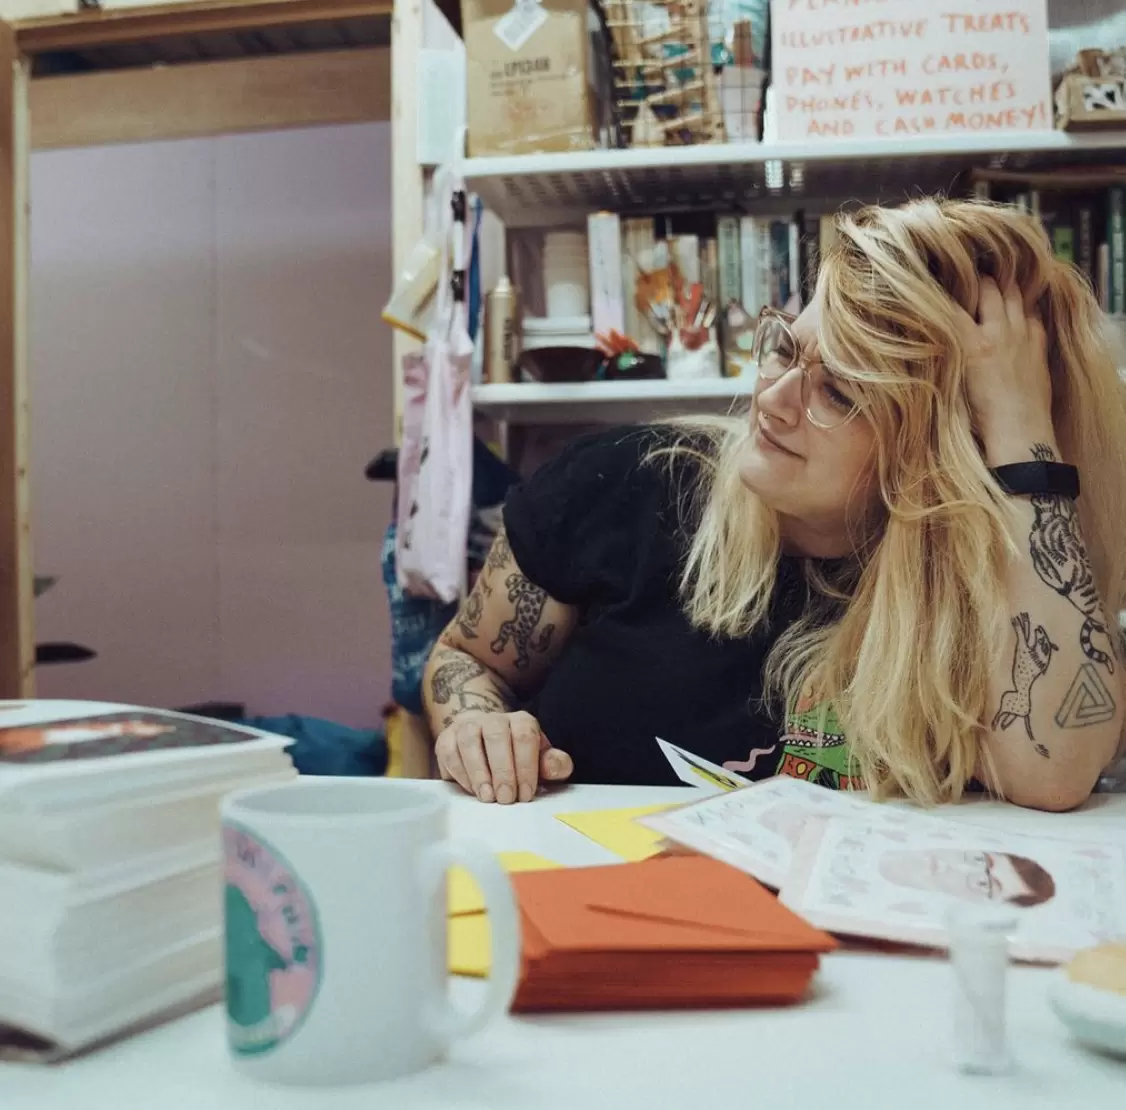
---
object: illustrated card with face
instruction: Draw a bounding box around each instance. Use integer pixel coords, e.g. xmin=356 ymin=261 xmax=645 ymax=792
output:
xmin=654 ymin=737 xmax=751 ymax=795
xmin=780 ymin=815 xmax=1126 ymax=963
xmin=637 ymin=775 xmax=930 ymax=888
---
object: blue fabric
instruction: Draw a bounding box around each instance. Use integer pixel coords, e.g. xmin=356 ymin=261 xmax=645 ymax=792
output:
xmin=381 ymin=523 xmax=456 ymax=713
xmin=241 ymin=714 xmax=387 ymax=777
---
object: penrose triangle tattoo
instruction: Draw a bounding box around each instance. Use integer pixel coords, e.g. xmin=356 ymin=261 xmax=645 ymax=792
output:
xmin=1054 ymin=663 xmax=1117 ymax=729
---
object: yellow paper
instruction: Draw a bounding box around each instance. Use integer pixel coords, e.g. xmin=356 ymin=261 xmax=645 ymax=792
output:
xmin=448 ymin=913 xmax=492 ymax=977
xmin=447 ymin=851 xmax=561 ymax=916
xmin=554 ymin=804 xmax=677 ymax=862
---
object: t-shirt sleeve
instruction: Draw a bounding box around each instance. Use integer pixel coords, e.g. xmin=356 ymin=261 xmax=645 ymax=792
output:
xmin=502 ymin=427 xmax=669 ymax=606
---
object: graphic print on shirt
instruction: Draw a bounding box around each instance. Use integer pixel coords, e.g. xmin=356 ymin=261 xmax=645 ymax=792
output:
xmin=223 ymin=823 xmax=322 ymax=1056
xmin=774 ymin=696 xmax=864 ymax=791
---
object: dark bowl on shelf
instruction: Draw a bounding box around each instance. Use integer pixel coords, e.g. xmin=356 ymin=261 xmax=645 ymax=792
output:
xmin=516 ymin=346 xmax=665 ymax=384
xmin=516 ymin=346 xmax=606 ymax=384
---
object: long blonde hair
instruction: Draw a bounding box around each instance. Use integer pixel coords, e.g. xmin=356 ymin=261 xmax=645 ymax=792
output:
xmin=670 ymin=197 xmax=1126 ymax=804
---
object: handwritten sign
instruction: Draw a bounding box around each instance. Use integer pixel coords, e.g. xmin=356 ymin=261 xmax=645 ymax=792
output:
xmin=771 ymin=0 xmax=1053 ymax=141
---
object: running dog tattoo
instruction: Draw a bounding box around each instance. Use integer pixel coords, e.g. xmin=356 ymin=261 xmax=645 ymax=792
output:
xmin=1026 ymin=443 xmax=1115 ymax=673
xmin=491 ymin=573 xmax=555 ymax=669
xmin=992 ymin=612 xmax=1058 ymax=758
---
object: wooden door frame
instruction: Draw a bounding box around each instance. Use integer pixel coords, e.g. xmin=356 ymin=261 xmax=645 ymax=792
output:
xmin=0 ymin=0 xmax=399 ymax=698
xmin=0 ymin=19 xmax=32 ymax=699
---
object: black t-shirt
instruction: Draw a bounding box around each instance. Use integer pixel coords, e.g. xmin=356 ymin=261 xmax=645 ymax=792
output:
xmin=503 ymin=426 xmax=831 ymax=787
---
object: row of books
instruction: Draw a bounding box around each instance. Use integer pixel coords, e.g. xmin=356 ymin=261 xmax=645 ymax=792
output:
xmin=600 ymin=211 xmax=835 ymax=374
xmin=973 ymin=169 xmax=1126 ymax=316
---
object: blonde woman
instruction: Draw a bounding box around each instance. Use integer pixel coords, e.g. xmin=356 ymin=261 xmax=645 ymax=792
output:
xmin=423 ymin=198 xmax=1126 ymax=811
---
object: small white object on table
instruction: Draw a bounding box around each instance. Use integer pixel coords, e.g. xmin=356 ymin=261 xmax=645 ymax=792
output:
xmin=2 ymin=784 xmax=1123 ymax=1110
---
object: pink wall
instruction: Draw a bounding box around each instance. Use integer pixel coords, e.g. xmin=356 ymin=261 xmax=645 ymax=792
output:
xmin=29 ymin=123 xmax=395 ymax=729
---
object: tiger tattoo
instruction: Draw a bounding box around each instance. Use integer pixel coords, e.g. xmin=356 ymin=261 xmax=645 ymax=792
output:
xmin=1027 ymin=444 xmax=1114 ymax=673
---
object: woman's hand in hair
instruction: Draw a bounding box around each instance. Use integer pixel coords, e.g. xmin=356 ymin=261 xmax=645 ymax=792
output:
xmin=958 ymin=276 xmax=1054 ymax=461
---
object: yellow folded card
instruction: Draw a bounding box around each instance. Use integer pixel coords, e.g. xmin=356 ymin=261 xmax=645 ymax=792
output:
xmin=447 ymin=852 xmax=561 ymax=978
xmin=448 ymin=851 xmax=561 ymax=916
xmin=449 ymin=913 xmax=493 ymax=978
xmin=554 ymin=804 xmax=677 ymax=862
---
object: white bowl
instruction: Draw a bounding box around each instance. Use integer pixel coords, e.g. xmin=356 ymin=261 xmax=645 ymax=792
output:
xmin=1049 ymin=969 xmax=1126 ymax=1059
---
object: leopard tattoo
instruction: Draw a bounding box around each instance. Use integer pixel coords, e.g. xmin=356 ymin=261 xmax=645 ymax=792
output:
xmin=491 ymin=573 xmax=555 ymax=670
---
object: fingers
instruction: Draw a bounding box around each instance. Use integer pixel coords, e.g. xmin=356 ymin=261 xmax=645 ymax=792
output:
xmin=436 ymin=713 xmax=561 ymax=804
xmin=456 ymin=719 xmax=496 ymax=802
xmin=539 ymin=732 xmax=574 ymax=783
xmin=436 ymin=731 xmax=473 ymax=796
xmin=510 ymin=712 xmax=543 ymax=803
xmin=1000 ymin=280 xmax=1025 ymax=334
xmin=976 ymin=276 xmax=1006 ymax=330
xmin=480 ymin=716 xmax=517 ymax=804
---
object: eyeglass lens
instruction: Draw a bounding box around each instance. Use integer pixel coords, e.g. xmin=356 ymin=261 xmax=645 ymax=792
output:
xmin=753 ymin=316 xmax=858 ymax=429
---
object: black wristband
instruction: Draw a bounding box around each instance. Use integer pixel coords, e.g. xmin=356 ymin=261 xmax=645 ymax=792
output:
xmin=989 ymin=461 xmax=1080 ymax=499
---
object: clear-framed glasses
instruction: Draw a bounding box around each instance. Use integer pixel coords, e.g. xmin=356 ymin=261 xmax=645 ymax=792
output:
xmin=751 ymin=307 xmax=862 ymax=431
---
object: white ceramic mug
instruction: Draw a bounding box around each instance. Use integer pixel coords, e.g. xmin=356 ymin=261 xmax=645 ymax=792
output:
xmin=220 ymin=778 xmax=519 ymax=1087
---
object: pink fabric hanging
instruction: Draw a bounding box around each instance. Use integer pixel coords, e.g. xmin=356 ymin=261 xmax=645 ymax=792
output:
xmin=395 ymin=169 xmax=474 ymax=604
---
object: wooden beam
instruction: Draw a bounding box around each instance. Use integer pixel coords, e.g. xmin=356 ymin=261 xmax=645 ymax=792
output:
xmin=391 ymin=0 xmax=423 ymax=438
xmin=0 ymin=21 xmax=35 ymax=698
xmin=15 ymin=0 xmax=392 ymax=56
xmin=30 ymin=46 xmax=390 ymax=150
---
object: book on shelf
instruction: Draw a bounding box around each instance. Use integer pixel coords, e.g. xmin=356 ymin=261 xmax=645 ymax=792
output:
xmin=701 ymin=237 xmax=718 ymax=312
xmin=0 ymin=700 xmax=295 ymax=1060
xmin=1110 ymin=186 xmax=1125 ymax=317
xmin=970 ymin=168 xmax=1126 ymax=313
xmin=716 ymin=216 xmax=741 ymax=312
xmin=587 ymin=211 xmax=624 ymax=340
xmin=621 ymin=217 xmax=662 ymax=356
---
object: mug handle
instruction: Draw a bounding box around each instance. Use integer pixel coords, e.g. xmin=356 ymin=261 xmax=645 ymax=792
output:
xmin=419 ymin=839 xmax=521 ymax=1042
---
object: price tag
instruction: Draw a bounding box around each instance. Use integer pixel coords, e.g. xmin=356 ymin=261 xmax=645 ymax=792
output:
xmin=494 ymin=0 xmax=547 ymax=52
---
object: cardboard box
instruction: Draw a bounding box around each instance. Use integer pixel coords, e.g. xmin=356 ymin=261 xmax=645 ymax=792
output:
xmin=462 ymin=0 xmax=613 ymax=157
xmin=1055 ymin=73 xmax=1126 ymax=132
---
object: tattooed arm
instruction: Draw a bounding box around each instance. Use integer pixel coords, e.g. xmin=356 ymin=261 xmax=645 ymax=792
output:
xmin=982 ymin=436 xmax=1124 ymax=810
xmin=423 ymin=527 xmax=579 ymax=803
xmin=959 ymin=279 xmax=1123 ymax=811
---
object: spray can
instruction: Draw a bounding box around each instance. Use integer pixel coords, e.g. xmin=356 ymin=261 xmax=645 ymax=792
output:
xmin=484 ymin=276 xmax=520 ymax=384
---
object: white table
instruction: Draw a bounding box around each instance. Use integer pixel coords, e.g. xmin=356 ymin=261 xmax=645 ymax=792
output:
xmin=3 ymin=783 xmax=1124 ymax=1110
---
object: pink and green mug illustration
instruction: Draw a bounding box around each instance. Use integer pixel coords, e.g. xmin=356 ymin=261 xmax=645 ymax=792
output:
xmin=223 ymin=824 xmax=322 ymax=1056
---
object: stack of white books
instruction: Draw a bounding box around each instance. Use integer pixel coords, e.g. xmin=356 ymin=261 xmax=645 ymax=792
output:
xmin=0 ymin=700 xmax=294 ymax=1058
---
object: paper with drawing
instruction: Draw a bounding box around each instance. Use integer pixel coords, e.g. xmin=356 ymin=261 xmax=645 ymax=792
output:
xmin=639 ymin=777 xmax=1126 ymax=962
xmin=782 ymin=815 xmax=1126 ymax=963
xmin=638 ymin=775 xmax=906 ymax=887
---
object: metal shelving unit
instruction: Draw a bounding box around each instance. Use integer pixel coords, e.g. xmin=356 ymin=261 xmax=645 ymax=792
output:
xmin=471 ymin=375 xmax=756 ymax=424
xmin=464 ymin=129 xmax=1126 ymax=421
xmin=464 ymin=130 xmax=1126 ymax=227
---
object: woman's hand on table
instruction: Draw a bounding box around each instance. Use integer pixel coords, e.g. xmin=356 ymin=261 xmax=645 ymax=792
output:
xmin=435 ymin=710 xmax=573 ymax=803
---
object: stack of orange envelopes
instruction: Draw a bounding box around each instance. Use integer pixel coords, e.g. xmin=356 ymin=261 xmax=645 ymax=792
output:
xmin=510 ymin=854 xmax=836 ymax=1011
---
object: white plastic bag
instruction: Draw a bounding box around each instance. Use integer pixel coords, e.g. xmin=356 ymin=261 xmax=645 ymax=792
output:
xmin=395 ymin=163 xmax=474 ymax=603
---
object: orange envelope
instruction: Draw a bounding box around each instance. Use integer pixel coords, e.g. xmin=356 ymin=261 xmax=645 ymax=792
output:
xmin=510 ymin=855 xmax=836 ymax=1011
xmin=516 ymin=854 xmax=836 ymax=953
